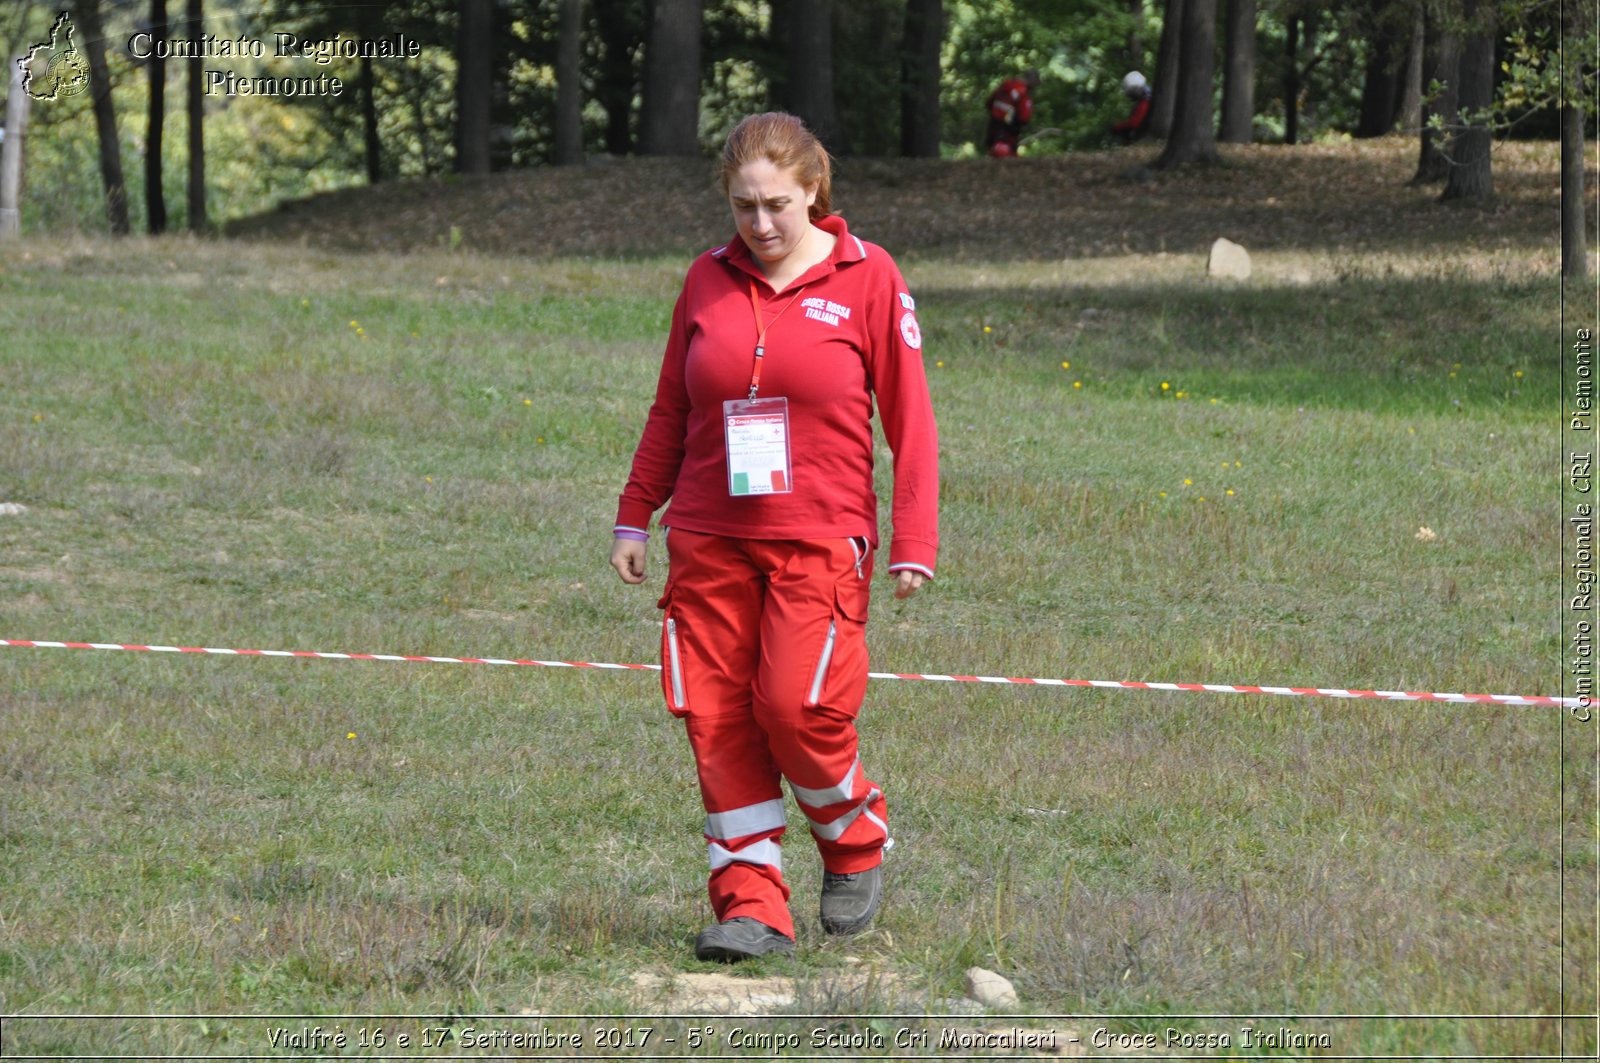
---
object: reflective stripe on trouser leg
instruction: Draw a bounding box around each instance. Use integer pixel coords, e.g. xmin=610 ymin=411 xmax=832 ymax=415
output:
xmin=789 ymin=757 xmax=859 ymax=808
xmin=789 ymin=751 xmax=890 ymax=872
xmin=708 ymin=838 xmax=784 ymax=871
xmin=706 ymin=798 xmax=787 ymax=843
xmin=704 ymin=799 xmax=788 ymax=891
xmin=802 ymin=787 xmax=881 ymax=841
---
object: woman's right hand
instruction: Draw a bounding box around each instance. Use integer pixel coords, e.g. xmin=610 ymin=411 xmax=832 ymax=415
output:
xmin=610 ymin=537 xmax=648 ymax=584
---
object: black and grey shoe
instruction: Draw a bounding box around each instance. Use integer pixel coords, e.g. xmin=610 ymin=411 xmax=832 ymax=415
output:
xmin=693 ymin=917 xmax=795 ymax=962
xmin=820 ymin=864 xmax=882 ymax=935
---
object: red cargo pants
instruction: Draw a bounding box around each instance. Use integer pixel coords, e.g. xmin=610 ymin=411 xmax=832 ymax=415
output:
xmin=658 ymin=528 xmax=889 ymax=939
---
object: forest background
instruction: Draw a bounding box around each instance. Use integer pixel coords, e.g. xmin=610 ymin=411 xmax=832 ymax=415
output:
xmin=1 ymin=0 xmax=1591 ymax=267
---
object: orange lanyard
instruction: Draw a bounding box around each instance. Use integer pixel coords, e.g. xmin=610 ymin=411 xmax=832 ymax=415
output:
xmin=747 ymin=278 xmax=808 ymax=400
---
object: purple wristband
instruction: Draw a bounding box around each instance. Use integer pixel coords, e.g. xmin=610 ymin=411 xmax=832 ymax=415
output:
xmin=613 ymin=529 xmax=649 ymax=542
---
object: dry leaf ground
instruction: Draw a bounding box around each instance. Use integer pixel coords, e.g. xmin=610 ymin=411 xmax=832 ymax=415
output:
xmin=227 ymin=138 xmax=1568 ymax=266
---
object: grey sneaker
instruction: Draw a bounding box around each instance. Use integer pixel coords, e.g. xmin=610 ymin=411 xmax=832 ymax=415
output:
xmin=693 ymin=917 xmax=795 ymax=962
xmin=820 ymin=864 xmax=882 ymax=935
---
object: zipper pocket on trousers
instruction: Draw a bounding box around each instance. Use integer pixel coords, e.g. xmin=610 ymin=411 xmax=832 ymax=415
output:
xmin=665 ymin=617 xmax=687 ymax=710
xmin=806 ymin=619 xmax=837 ymax=706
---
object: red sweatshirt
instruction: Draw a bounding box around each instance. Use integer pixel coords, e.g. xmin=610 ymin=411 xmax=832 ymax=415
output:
xmin=1112 ymin=96 xmax=1151 ymax=134
xmin=988 ymin=79 xmax=1035 ymax=128
xmin=615 ymin=214 xmax=939 ymax=578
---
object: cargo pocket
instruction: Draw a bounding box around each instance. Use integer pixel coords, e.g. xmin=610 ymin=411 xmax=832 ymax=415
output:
xmin=657 ymin=584 xmax=690 ymax=717
xmin=803 ymin=581 xmax=871 ymax=712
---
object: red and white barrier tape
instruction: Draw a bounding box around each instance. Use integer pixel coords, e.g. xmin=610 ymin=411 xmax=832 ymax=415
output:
xmin=0 ymin=638 xmax=1581 ymax=709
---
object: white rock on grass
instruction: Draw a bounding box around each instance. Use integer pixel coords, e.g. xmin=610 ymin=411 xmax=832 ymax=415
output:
xmin=963 ymin=967 xmax=1020 ymax=1010
xmin=1207 ymin=237 xmax=1252 ymax=280
xmin=0 ymin=502 xmax=28 ymax=516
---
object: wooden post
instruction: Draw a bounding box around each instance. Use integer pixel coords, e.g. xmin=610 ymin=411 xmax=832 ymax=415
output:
xmin=1 ymin=54 xmax=31 ymax=238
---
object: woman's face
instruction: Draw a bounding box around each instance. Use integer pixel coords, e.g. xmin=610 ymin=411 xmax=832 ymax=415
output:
xmin=727 ymin=159 xmax=817 ymax=271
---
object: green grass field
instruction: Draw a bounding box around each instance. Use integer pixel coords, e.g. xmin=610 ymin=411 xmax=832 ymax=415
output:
xmin=0 ymin=141 xmax=1593 ymax=1058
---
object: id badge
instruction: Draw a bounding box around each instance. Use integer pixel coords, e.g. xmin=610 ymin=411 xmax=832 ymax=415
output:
xmin=723 ymin=397 xmax=793 ymax=496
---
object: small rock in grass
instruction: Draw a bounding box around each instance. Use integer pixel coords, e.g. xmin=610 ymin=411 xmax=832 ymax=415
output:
xmin=963 ymin=967 xmax=1020 ymax=1010
xmin=1207 ymin=237 xmax=1252 ymax=280
xmin=0 ymin=502 xmax=28 ymax=516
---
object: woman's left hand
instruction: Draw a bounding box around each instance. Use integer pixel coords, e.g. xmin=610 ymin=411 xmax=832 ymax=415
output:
xmin=892 ymin=570 xmax=926 ymax=599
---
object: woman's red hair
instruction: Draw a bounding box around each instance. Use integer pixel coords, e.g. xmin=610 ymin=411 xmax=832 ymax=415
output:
xmin=718 ymin=112 xmax=833 ymax=221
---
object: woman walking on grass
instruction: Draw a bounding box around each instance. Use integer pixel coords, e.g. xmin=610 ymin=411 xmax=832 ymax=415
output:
xmin=609 ymin=112 xmax=940 ymax=962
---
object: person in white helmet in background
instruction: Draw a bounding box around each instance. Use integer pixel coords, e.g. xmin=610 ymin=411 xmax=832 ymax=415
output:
xmin=1111 ymin=70 xmax=1152 ymax=143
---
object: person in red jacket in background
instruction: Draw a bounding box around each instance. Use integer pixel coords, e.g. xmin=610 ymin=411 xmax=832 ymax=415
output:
xmin=984 ymin=69 xmax=1040 ymax=157
xmin=1112 ymin=70 xmax=1152 ymax=143
xmin=611 ymin=112 xmax=939 ymax=963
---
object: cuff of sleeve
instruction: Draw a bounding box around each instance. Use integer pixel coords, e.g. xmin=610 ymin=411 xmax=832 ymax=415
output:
xmin=613 ymin=527 xmax=649 ymax=542
xmin=887 ymin=539 xmax=937 ymax=579
xmin=615 ymin=501 xmax=656 ymax=532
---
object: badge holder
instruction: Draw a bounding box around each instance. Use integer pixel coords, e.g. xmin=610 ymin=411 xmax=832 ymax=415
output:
xmin=724 ymin=396 xmax=792 ymax=496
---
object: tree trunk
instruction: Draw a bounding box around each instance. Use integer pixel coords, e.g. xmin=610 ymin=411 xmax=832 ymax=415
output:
xmin=554 ymin=0 xmax=584 ymax=164
xmin=1127 ymin=0 xmax=1143 ymax=73
xmin=1284 ymin=14 xmax=1299 ymax=144
xmin=489 ymin=17 xmax=512 ymax=172
xmin=1152 ymin=0 xmax=1218 ymax=168
xmin=186 ymin=0 xmax=204 ymax=231
xmin=1 ymin=49 xmax=30 ymax=238
xmin=783 ymin=0 xmax=840 ymax=152
xmin=841 ymin=0 xmax=893 ymax=154
xmin=639 ymin=0 xmax=703 ymax=156
xmin=1149 ymin=0 xmax=1184 ymax=139
xmin=593 ymin=0 xmax=639 ymax=155
xmin=1562 ymin=101 xmax=1586 ymax=280
xmin=359 ymin=53 xmax=381 ymax=182
xmin=456 ymin=0 xmax=492 ymax=174
xmin=1355 ymin=19 xmax=1399 ymax=137
xmin=1218 ymin=0 xmax=1254 ymax=143
xmin=73 ymin=0 xmax=129 ymax=235
xmin=768 ymin=0 xmax=791 ymax=104
xmin=1412 ymin=8 xmax=1457 ymax=183
xmin=146 ymin=0 xmax=167 ymax=234
xmin=1394 ymin=7 xmax=1423 ymax=133
xmin=1440 ymin=0 xmax=1493 ymax=202
xmin=899 ymin=0 xmax=942 ymax=157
